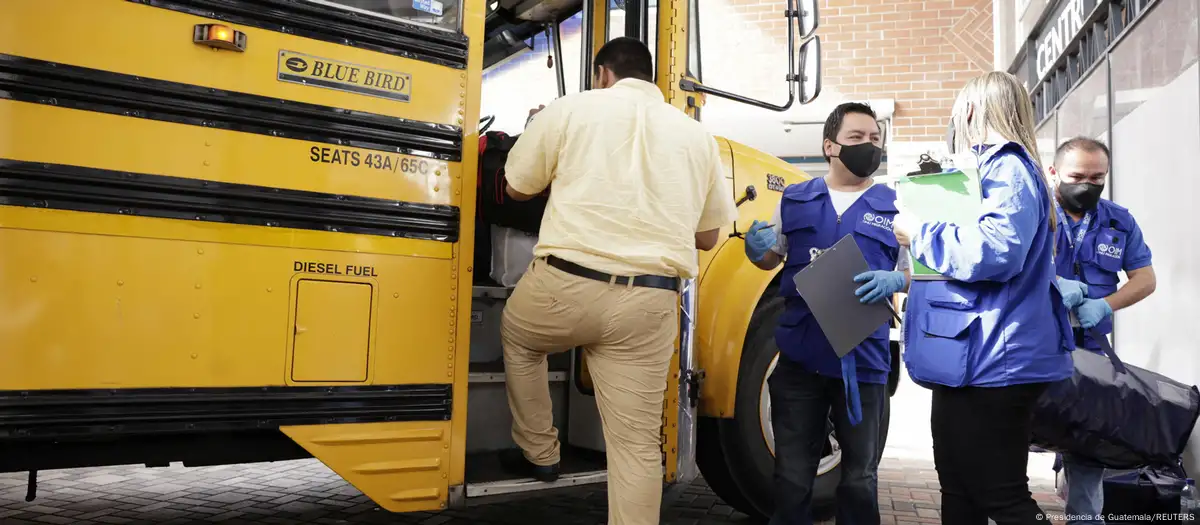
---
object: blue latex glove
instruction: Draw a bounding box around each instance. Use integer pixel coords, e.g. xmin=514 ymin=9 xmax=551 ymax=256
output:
xmin=853 ymin=270 xmax=906 ymax=304
xmin=1057 ymin=277 xmax=1089 ymax=309
xmin=1074 ymin=298 xmax=1113 ymax=329
xmin=745 ymin=220 xmax=778 ymax=262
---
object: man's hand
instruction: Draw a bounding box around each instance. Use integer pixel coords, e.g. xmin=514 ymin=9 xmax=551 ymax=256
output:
xmin=853 ymin=270 xmax=906 ymax=304
xmin=524 ymin=105 xmax=546 ymax=128
xmin=1056 ymin=277 xmax=1089 ymax=309
xmin=744 ymin=220 xmax=778 ymax=262
xmin=1074 ymin=298 xmax=1113 ymax=329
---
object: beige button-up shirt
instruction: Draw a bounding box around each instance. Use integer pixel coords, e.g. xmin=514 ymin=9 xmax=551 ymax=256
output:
xmin=503 ymin=78 xmax=738 ymax=279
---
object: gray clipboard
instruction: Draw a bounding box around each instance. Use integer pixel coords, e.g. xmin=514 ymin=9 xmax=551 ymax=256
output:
xmin=792 ymin=234 xmax=895 ymax=358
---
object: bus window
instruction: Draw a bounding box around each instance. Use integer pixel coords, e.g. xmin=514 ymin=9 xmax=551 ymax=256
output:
xmin=481 ymin=14 xmax=585 ymax=134
xmin=308 ymin=0 xmax=462 ymax=32
xmin=607 ymin=0 xmax=658 ymax=73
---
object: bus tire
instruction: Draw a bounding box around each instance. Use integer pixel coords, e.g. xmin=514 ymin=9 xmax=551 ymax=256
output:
xmin=696 ymin=417 xmax=758 ymax=513
xmin=697 ymin=296 xmax=841 ymax=520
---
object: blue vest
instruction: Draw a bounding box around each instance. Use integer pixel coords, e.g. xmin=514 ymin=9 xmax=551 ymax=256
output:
xmin=902 ymin=143 xmax=1074 ymax=388
xmin=774 ymin=178 xmax=898 ymax=385
xmin=1054 ymin=199 xmax=1140 ymax=350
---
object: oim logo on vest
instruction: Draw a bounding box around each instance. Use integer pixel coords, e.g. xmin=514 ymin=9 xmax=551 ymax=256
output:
xmin=861 ymin=212 xmax=893 ymax=231
xmin=1097 ymin=243 xmax=1123 ymax=259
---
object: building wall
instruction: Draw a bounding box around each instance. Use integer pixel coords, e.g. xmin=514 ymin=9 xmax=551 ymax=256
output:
xmin=705 ymin=0 xmax=993 ymax=163
xmin=996 ymin=0 xmax=1200 ymax=477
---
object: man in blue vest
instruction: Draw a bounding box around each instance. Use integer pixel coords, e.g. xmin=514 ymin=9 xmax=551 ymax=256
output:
xmin=1052 ymin=137 xmax=1156 ymax=525
xmin=743 ymin=102 xmax=909 ymax=525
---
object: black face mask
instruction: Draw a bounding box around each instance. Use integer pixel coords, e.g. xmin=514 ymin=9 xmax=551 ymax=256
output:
xmin=834 ymin=142 xmax=882 ymax=178
xmin=1058 ymin=182 xmax=1104 ymax=213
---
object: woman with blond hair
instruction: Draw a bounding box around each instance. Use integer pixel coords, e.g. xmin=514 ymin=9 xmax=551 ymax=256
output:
xmin=891 ymin=71 xmax=1075 ymax=525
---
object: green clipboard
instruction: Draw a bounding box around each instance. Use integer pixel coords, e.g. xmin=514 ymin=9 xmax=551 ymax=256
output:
xmin=891 ymin=168 xmax=984 ymax=281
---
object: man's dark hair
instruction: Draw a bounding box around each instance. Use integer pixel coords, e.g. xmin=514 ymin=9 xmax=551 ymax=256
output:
xmin=594 ymin=37 xmax=654 ymax=83
xmin=1054 ymin=136 xmax=1110 ymax=166
xmin=822 ymin=102 xmax=877 ymax=162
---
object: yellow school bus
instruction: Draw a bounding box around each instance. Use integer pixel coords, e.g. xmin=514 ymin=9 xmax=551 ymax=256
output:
xmin=0 ymin=0 xmax=899 ymax=520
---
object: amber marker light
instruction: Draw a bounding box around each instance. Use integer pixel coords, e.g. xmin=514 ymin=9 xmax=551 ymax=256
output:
xmin=193 ymin=23 xmax=247 ymax=52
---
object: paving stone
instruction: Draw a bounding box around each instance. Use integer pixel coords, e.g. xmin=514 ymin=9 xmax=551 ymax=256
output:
xmin=0 ymin=457 xmax=1065 ymax=524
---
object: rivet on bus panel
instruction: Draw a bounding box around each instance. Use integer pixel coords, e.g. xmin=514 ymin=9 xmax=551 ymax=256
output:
xmin=194 ymin=313 xmax=201 ymax=319
xmin=202 ymin=160 xmax=210 ymax=167
xmin=194 ymin=283 xmax=201 ymax=289
xmin=197 ymin=248 xmax=204 ymax=255
xmin=393 ymin=292 xmax=400 ymax=298
xmin=117 ymin=280 xmax=124 ymax=286
xmin=267 ymin=287 xmax=273 ymax=293
xmin=191 ymin=353 xmax=198 ymax=359
xmin=29 ymin=277 xmax=37 ymax=283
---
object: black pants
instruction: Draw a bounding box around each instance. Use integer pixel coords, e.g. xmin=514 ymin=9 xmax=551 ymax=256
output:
xmin=769 ymin=356 xmax=886 ymax=525
xmin=931 ymin=383 xmax=1052 ymax=525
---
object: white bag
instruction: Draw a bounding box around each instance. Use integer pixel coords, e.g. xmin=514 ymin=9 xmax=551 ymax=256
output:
xmin=490 ymin=224 xmax=538 ymax=287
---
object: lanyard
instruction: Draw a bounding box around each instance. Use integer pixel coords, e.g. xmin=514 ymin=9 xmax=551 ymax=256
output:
xmin=1057 ymin=206 xmax=1093 ymax=274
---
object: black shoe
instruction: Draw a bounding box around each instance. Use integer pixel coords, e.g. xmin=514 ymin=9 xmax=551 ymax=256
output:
xmin=498 ymin=448 xmax=560 ymax=482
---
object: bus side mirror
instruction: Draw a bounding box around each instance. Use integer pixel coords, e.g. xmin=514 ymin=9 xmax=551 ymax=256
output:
xmin=796 ymin=36 xmax=822 ymax=105
xmin=796 ymin=0 xmax=819 ymax=40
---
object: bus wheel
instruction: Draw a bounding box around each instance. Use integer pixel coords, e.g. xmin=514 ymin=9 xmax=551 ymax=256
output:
xmin=697 ymin=296 xmax=841 ymax=520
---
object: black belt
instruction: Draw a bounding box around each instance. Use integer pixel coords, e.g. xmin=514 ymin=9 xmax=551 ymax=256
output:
xmin=544 ymin=256 xmax=680 ymax=292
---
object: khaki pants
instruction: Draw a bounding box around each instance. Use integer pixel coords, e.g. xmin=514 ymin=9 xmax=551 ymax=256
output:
xmin=501 ymin=258 xmax=678 ymax=525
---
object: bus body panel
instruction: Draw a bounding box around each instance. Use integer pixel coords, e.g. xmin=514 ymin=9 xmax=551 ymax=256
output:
xmin=695 ymin=140 xmax=811 ymax=419
xmin=0 ymin=99 xmax=459 ymax=212
xmin=1 ymin=0 xmax=468 ymax=127
xmin=0 ymin=0 xmax=483 ymax=512
xmin=281 ymin=421 xmax=453 ymax=513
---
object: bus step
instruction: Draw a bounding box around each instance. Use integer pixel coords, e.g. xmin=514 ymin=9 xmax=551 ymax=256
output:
xmin=468 ymin=371 xmax=566 ymax=383
xmin=465 ymin=470 xmax=607 ymax=498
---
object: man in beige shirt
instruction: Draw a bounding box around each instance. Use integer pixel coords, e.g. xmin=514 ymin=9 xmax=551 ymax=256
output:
xmin=498 ymin=37 xmax=738 ymax=525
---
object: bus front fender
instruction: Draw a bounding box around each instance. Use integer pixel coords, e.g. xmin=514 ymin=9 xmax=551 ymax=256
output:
xmin=696 ymin=238 xmax=780 ymax=419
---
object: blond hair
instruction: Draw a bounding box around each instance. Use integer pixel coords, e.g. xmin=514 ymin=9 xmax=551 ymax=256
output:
xmin=950 ymin=71 xmax=1057 ymax=233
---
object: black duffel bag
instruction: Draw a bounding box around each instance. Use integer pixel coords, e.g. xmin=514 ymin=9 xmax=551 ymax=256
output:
xmin=478 ymin=130 xmax=548 ymax=235
xmin=1030 ymin=328 xmax=1200 ymax=470
xmin=1102 ymin=464 xmax=1189 ymax=523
